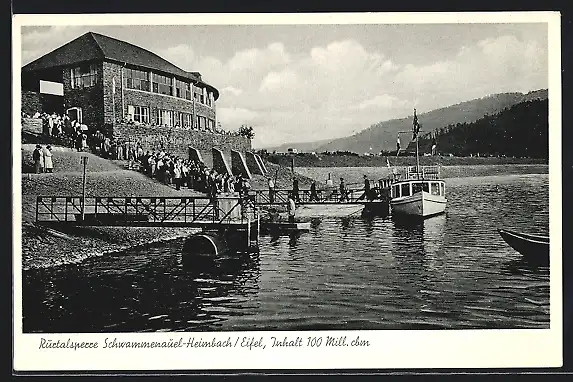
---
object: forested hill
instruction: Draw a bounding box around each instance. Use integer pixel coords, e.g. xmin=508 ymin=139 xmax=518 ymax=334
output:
xmin=409 ymin=99 xmax=548 ymax=159
xmin=312 ymin=89 xmax=547 ymax=153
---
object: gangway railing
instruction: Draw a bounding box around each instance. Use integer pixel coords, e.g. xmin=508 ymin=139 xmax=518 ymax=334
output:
xmin=35 ymin=195 xmax=258 ymax=227
xmin=252 ymin=187 xmax=388 ymax=205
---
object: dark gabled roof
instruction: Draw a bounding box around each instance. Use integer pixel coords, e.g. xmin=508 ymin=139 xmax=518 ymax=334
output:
xmin=22 ymin=33 xmax=104 ymax=72
xmin=23 ymin=32 xmax=219 ymax=99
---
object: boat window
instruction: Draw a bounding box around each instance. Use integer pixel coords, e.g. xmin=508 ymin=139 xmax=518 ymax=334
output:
xmin=393 ymin=185 xmax=400 ymax=198
xmin=431 ymin=182 xmax=440 ymax=195
xmin=412 ymin=182 xmax=423 ymax=194
xmin=423 ymin=182 xmax=430 ymax=192
xmin=440 ymin=183 xmax=445 ymax=196
xmin=401 ymin=183 xmax=411 ymax=197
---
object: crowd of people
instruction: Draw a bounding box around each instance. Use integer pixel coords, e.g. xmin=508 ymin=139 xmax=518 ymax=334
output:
xmin=123 ymin=117 xmax=244 ymax=137
xmin=25 ymin=111 xmax=92 ymax=152
xmin=134 ymin=150 xmax=253 ymax=200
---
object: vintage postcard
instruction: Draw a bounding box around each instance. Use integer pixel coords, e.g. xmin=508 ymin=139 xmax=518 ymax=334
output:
xmin=12 ymin=11 xmax=562 ymax=372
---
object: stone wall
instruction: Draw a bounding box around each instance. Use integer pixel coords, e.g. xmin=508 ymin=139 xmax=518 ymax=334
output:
xmin=22 ymin=117 xmax=43 ymax=134
xmin=112 ymin=123 xmax=251 ymax=168
xmin=62 ymin=63 xmax=105 ymax=129
xmin=102 ymin=61 xmax=123 ymax=126
xmin=22 ymin=91 xmax=42 ymax=116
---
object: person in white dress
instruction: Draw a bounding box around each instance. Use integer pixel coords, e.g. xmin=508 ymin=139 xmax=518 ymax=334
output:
xmin=43 ymin=145 xmax=54 ymax=173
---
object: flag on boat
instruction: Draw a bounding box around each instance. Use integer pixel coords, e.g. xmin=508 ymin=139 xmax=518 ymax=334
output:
xmin=396 ymin=136 xmax=401 ymax=157
xmin=386 ymin=157 xmax=391 ymax=168
xmin=412 ymin=108 xmax=421 ymax=140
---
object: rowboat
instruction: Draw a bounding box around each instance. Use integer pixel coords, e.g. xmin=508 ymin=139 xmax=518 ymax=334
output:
xmin=498 ymin=228 xmax=549 ymax=258
xmin=261 ymin=221 xmax=311 ymax=233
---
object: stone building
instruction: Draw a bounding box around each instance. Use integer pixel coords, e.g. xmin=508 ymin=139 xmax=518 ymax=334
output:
xmin=21 ymin=31 xmax=253 ymax=167
xmin=21 ymin=31 xmax=219 ymax=134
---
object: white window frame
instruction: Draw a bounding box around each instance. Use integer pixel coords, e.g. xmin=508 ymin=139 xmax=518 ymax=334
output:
xmin=158 ymin=109 xmax=174 ymax=127
xmin=71 ymin=64 xmax=97 ymax=89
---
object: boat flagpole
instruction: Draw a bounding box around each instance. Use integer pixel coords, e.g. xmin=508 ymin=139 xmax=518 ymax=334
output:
xmin=413 ymin=109 xmax=420 ymax=178
xmin=416 ymin=134 xmax=420 ymax=179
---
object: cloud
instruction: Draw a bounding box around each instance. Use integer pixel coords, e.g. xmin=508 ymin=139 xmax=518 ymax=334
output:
xmin=355 ymin=94 xmax=408 ymax=110
xmin=19 ymin=27 xmax=548 ymax=148
xmin=160 ymin=44 xmax=195 ymax=69
xmin=221 ymin=86 xmax=243 ymax=96
xmin=228 ymin=42 xmax=290 ymax=72
xmin=217 ymin=107 xmax=259 ymax=129
xmin=259 ymin=69 xmax=297 ymax=93
xmin=392 ymin=35 xmax=548 ymax=106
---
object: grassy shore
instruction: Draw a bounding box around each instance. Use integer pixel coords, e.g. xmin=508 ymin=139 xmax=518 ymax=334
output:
xmin=19 ymin=145 xmax=314 ymax=270
xmin=20 ymin=147 xmax=206 ymax=270
xmin=264 ymin=153 xmax=547 ymax=168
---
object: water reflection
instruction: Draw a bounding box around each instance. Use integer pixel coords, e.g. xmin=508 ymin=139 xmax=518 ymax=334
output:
xmin=23 ymin=241 xmax=262 ymax=333
xmin=288 ymin=232 xmax=301 ymax=248
xmin=340 ymin=216 xmax=353 ymax=230
xmin=23 ymin=173 xmax=550 ymax=332
xmin=390 ymin=215 xmax=447 ymax=286
xmin=504 ymin=256 xmax=550 ymax=276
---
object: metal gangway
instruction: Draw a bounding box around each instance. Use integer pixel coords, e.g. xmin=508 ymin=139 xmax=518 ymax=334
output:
xmin=35 ymin=195 xmax=259 ymax=229
xmin=252 ymin=182 xmax=392 ymax=206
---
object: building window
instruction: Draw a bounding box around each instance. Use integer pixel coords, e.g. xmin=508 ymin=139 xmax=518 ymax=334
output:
xmin=175 ymin=79 xmax=189 ymax=99
xmin=127 ymin=105 xmax=150 ymax=124
xmin=158 ymin=109 xmax=174 ymax=127
xmin=197 ymin=116 xmax=207 ymax=130
xmin=125 ymin=68 xmax=150 ymax=91
xmin=185 ymin=83 xmax=192 ymax=100
xmin=154 ymin=74 xmax=172 ymax=95
xmin=179 ymin=113 xmax=192 ymax=129
xmin=71 ymin=63 xmax=97 ymax=88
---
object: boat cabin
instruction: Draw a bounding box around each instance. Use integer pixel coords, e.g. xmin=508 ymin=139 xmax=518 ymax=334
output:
xmin=390 ymin=179 xmax=446 ymax=199
xmin=389 ymin=165 xmax=445 ymax=199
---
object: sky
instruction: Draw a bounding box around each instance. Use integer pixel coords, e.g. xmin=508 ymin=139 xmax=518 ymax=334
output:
xmin=19 ymin=22 xmax=549 ymax=148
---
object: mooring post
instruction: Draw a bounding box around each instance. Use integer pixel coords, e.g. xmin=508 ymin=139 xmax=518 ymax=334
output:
xmin=256 ymin=206 xmax=260 ymax=244
xmin=81 ymin=155 xmax=88 ymax=224
xmin=247 ymin=212 xmax=251 ymax=248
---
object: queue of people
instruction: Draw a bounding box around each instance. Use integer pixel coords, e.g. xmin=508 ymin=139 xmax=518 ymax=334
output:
xmin=135 ymin=151 xmax=252 ymax=200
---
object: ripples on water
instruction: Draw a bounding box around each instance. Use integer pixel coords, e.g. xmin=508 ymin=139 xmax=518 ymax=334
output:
xmin=22 ymin=173 xmax=550 ymax=332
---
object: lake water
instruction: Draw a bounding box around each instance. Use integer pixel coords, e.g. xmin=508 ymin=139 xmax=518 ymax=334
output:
xmin=22 ymin=166 xmax=551 ymax=332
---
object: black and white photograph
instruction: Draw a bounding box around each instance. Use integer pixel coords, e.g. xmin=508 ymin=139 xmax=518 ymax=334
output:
xmin=12 ymin=12 xmax=562 ymax=371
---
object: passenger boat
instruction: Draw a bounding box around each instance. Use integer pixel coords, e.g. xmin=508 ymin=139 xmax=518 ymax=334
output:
xmin=388 ymin=109 xmax=447 ymax=218
xmin=498 ymin=228 xmax=549 ymax=258
xmin=389 ymin=166 xmax=447 ymax=218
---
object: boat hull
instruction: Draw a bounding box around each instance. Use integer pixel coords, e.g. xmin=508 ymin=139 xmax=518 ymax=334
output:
xmin=498 ymin=228 xmax=549 ymax=258
xmin=390 ymin=191 xmax=446 ymax=218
